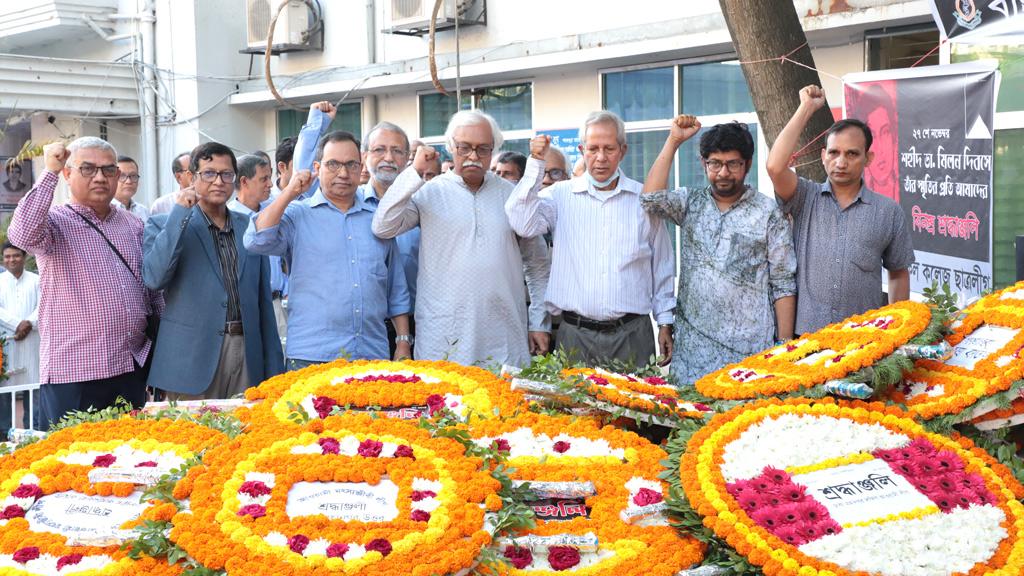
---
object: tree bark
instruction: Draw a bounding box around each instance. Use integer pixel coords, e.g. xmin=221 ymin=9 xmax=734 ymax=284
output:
xmin=719 ymin=0 xmax=836 ymax=180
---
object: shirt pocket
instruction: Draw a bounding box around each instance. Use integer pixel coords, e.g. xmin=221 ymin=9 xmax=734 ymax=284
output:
xmin=851 ymin=244 xmax=881 ymax=274
xmin=725 ymin=232 xmax=767 ymax=286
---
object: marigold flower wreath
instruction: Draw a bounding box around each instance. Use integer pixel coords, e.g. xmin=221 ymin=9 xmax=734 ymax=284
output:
xmin=886 ymin=282 xmax=1024 ymax=420
xmin=559 ymin=368 xmax=713 ymax=421
xmin=239 ymin=359 xmax=526 ymax=427
xmin=694 ymin=301 xmax=931 ymax=400
xmin=971 ymin=397 xmax=1024 ymax=430
xmin=678 ymin=397 xmax=1024 ymax=576
xmin=466 ymin=413 xmax=704 ymax=575
xmin=0 ymin=418 xmax=226 ymax=575
xmin=171 ymin=413 xmax=501 ymax=576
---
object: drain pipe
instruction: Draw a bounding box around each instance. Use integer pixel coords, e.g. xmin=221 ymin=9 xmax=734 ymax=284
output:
xmin=138 ymin=0 xmax=159 ymax=205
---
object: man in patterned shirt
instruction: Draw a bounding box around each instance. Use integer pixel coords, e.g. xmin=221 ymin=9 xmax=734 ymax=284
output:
xmin=641 ymin=116 xmax=797 ymax=385
xmin=8 ymin=139 xmax=163 ymax=427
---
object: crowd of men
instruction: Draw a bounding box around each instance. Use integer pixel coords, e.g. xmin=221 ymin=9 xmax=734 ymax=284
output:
xmin=2 ymin=83 xmax=913 ymax=429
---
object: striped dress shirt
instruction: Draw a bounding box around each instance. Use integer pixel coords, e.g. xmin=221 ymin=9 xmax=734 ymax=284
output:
xmin=505 ymin=157 xmax=675 ymax=325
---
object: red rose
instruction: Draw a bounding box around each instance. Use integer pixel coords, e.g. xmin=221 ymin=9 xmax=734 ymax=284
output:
xmin=411 ymin=490 xmax=437 ymax=502
xmin=587 ymin=375 xmax=609 ymax=386
xmin=503 ymin=545 xmax=533 ymax=569
xmin=135 ymin=461 xmax=159 ymax=468
xmin=394 ymin=444 xmax=415 ymax=459
xmin=11 ymin=484 xmax=42 ymax=499
xmin=92 ymin=454 xmax=116 ymax=467
xmin=632 ymin=487 xmax=664 ymax=506
xmin=288 ymin=534 xmax=310 ymax=554
xmin=410 ymin=509 xmax=431 ymax=522
xmin=492 ymin=438 xmax=511 ymax=453
xmin=318 ymin=437 xmax=341 ymax=455
xmin=238 ymin=481 xmax=272 ymax=498
xmin=326 ymin=543 xmax=349 ymax=558
xmin=655 ymin=395 xmax=678 ymax=407
xmin=0 ymin=505 xmax=25 ymax=519
xmin=56 ymin=554 xmax=83 ymax=570
xmin=644 ymin=376 xmax=668 ymax=385
xmin=693 ymin=403 xmax=712 ymax=412
xmin=366 ymin=538 xmax=392 ymax=557
xmin=552 ymin=441 xmax=571 ymax=454
xmin=312 ymin=396 xmax=337 ymax=419
xmin=426 ymin=394 xmax=445 ymax=415
xmin=237 ymin=504 xmax=267 ymax=518
xmin=12 ymin=547 xmax=39 ymax=564
xmin=357 ymin=439 xmax=383 ymax=457
xmin=547 ymin=546 xmax=580 ymax=571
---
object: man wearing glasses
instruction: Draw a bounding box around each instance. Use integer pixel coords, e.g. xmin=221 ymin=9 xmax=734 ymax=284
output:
xmin=111 ymin=155 xmax=149 ymax=222
xmin=247 ymin=131 xmax=412 ymax=368
xmin=8 ymin=138 xmax=164 ymax=427
xmin=374 ymin=110 xmax=550 ymax=368
xmin=641 ymin=117 xmax=797 ymax=386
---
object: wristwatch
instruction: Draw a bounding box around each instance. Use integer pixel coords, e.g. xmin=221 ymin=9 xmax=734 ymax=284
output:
xmin=396 ymin=334 xmax=414 ymax=346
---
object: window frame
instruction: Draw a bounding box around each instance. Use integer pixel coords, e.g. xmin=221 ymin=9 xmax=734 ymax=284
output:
xmin=416 ymin=80 xmax=536 ymax=150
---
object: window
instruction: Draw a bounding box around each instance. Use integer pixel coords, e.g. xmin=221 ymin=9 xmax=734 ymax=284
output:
xmin=681 ymin=62 xmax=753 ymax=116
xmin=867 ymin=27 xmax=940 ymax=71
xmin=603 ymin=66 xmax=674 ymax=122
xmin=276 ymin=102 xmax=361 ymax=143
xmin=952 ymin=44 xmax=1024 ymax=113
xmin=419 ymin=93 xmax=471 ymax=138
xmin=419 ymin=83 xmax=532 ymax=137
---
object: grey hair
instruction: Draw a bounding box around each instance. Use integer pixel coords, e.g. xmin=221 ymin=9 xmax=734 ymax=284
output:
xmin=546 ymin=146 xmax=569 ymax=169
xmin=579 ymin=111 xmax=627 ymax=147
xmin=362 ymin=121 xmax=410 ymax=152
xmin=444 ymin=110 xmax=504 ymax=156
xmin=236 ymin=154 xmax=269 ymax=190
xmin=67 ymin=136 xmax=117 ymax=163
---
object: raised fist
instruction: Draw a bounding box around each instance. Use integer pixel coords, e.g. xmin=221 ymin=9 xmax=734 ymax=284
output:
xmin=286 ymin=170 xmax=313 ymax=199
xmin=312 ymin=101 xmax=337 ymax=121
xmin=529 ymin=135 xmax=551 ymax=160
xmin=44 ymin=142 xmax=70 ymax=173
xmin=176 ymin=186 xmax=197 ymax=208
xmin=799 ymin=85 xmax=826 ymax=110
xmin=412 ymin=145 xmax=438 ymax=178
xmin=669 ymin=115 xmax=701 ymax=145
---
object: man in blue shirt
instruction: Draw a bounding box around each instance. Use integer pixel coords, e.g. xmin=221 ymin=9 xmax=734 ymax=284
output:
xmin=244 ymin=131 xmax=412 ymax=368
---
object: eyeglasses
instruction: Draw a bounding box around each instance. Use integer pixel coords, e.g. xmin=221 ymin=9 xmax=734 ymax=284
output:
xmin=453 ymin=142 xmax=494 ymax=157
xmin=322 ymin=159 xmax=362 ymax=173
xmin=544 ymin=168 xmax=567 ymax=180
xmin=197 ymin=170 xmax=237 ymax=183
xmin=118 ymin=173 xmax=141 ymax=183
xmin=704 ymin=159 xmax=746 ymax=173
xmin=369 ymin=146 xmax=409 ymax=158
xmin=69 ymin=163 xmax=118 ymax=179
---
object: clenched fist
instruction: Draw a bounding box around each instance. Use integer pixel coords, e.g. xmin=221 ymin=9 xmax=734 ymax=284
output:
xmin=668 ymin=115 xmax=701 ymax=146
xmin=44 ymin=142 xmax=70 ymax=173
xmin=285 ymin=170 xmax=313 ymax=200
xmin=529 ymin=135 xmax=551 ymax=160
xmin=176 ymin=186 xmax=197 ymax=208
xmin=412 ymin=145 xmax=438 ymax=178
xmin=799 ymin=85 xmax=826 ymax=111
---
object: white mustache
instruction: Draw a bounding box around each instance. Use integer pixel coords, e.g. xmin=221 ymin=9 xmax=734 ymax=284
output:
xmin=462 ymin=161 xmax=484 ymax=169
xmin=376 ymin=161 xmax=399 ymax=171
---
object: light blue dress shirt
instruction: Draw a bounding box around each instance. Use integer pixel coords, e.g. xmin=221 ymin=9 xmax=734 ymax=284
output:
xmin=292 ymin=107 xmax=333 ymax=200
xmin=243 ymin=190 xmax=411 ymax=362
xmin=228 ymin=198 xmax=288 ymax=296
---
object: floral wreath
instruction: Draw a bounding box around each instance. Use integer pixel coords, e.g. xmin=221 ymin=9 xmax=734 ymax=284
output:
xmin=467 ymin=413 xmax=704 ymax=575
xmin=240 ymin=360 xmax=526 ymax=427
xmin=887 ymin=282 xmax=1024 ymax=419
xmin=694 ymin=301 xmax=931 ymax=400
xmin=559 ymin=368 xmax=713 ymax=421
xmin=171 ymin=413 xmax=501 ymax=576
xmin=0 ymin=418 xmax=226 ymax=575
xmin=679 ymin=397 xmax=1024 ymax=576
xmin=971 ymin=397 xmax=1024 ymax=430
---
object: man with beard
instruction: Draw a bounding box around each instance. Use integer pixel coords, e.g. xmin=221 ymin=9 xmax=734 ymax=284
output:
xmin=641 ymin=117 xmax=796 ymax=385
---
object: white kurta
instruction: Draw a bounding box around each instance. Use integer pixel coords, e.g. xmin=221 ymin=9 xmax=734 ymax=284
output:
xmin=0 ymin=270 xmax=40 ymax=386
xmin=373 ymin=169 xmax=550 ymax=368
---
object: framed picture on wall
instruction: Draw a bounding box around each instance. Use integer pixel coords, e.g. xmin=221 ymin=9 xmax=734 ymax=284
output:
xmin=0 ymin=157 xmax=33 ymax=209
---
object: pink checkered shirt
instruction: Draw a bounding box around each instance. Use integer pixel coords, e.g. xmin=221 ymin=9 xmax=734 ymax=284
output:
xmin=7 ymin=171 xmax=164 ymax=384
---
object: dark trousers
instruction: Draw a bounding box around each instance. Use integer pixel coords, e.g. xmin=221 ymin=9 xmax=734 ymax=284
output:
xmin=557 ymin=314 xmax=656 ymax=368
xmin=385 ymin=316 xmax=416 ymax=359
xmin=40 ymin=361 xmax=150 ymax=430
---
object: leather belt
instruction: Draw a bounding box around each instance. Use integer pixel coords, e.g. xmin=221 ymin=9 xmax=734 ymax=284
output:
xmin=560 ymin=311 xmax=645 ymax=332
xmin=271 ymin=290 xmax=283 ymax=299
xmin=224 ymin=321 xmax=244 ymax=336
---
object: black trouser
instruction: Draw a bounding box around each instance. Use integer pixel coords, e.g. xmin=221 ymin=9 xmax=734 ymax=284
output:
xmin=40 ymin=360 xmax=150 ymax=430
xmin=385 ymin=316 xmax=416 ymax=358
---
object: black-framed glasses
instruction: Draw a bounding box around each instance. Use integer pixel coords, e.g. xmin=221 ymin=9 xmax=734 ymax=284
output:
xmin=197 ymin=170 xmax=237 ymax=183
xmin=69 ymin=163 xmax=118 ymax=178
xmin=453 ymin=142 xmax=494 ymax=157
xmin=369 ymin=146 xmax=409 ymax=158
xmin=118 ymin=173 xmax=141 ymax=183
xmin=704 ymin=159 xmax=746 ymax=173
xmin=544 ymin=168 xmax=567 ymax=180
xmin=322 ymin=159 xmax=362 ymax=173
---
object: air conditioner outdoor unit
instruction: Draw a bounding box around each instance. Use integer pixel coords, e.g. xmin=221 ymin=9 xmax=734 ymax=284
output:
xmin=245 ymin=0 xmax=321 ymax=52
xmin=388 ymin=0 xmax=478 ymax=35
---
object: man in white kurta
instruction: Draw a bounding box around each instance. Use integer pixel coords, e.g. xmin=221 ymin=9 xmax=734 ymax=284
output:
xmin=372 ymin=111 xmax=550 ymax=367
xmin=0 ymin=244 xmax=40 ymax=387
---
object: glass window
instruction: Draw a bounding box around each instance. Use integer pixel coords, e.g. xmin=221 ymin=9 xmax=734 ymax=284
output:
xmin=993 ymin=129 xmax=1024 ymax=288
xmin=867 ymin=28 xmax=940 ymax=71
xmin=676 ymin=123 xmax=759 ymax=191
xmin=419 ymin=92 xmax=471 ymax=137
xmin=276 ymin=103 xmax=361 ymax=142
xmin=603 ymin=67 xmax=674 ymax=122
xmin=680 ymin=61 xmax=754 ymax=116
xmin=952 ymin=44 xmax=1024 ymax=113
xmin=499 ymin=138 xmax=530 ymax=157
xmin=476 ymin=84 xmax=532 ymax=131
xmin=621 ymin=130 xmax=669 ymax=183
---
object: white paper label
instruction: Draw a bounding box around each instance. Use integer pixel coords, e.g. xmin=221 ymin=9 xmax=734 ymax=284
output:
xmin=285 ymin=481 xmax=399 ymax=522
xmin=947 ymin=324 xmax=1019 ymax=369
xmin=792 ymin=459 xmax=935 ymax=526
xmin=88 ymin=468 xmax=167 ymax=486
xmin=26 ymin=491 xmax=147 ymax=538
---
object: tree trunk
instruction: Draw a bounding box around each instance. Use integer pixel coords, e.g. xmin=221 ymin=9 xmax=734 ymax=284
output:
xmin=719 ymin=0 xmax=835 ymax=181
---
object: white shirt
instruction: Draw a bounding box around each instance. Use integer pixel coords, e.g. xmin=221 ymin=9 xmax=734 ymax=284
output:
xmin=149 ymin=191 xmax=180 ymax=216
xmin=111 ymin=198 xmax=150 ymax=222
xmin=0 ymin=270 xmax=40 ymax=386
xmin=505 ymin=157 xmax=675 ymax=325
xmin=373 ymin=169 xmax=550 ymax=368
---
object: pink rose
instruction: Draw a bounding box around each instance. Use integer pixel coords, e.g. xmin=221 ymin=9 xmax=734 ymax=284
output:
xmin=552 ymin=441 xmax=571 ymax=454
xmin=312 ymin=396 xmax=337 ymax=419
xmin=366 ymin=538 xmax=392 ymax=557
xmin=239 ymin=481 xmax=272 ymax=498
xmin=326 ymin=543 xmax=349 ymax=558
xmin=12 ymin=547 xmax=39 ymax=564
xmin=92 ymin=454 xmax=116 ymax=468
xmin=411 ymin=490 xmax=437 ymax=502
xmin=644 ymin=376 xmax=668 ymax=386
xmin=357 ymin=439 xmax=383 ymax=457
xmin=135 ymin=461 xmax=158 ymax=468
xmin=547 ymin=546 xmax=581 ymax=571
xmin=492 ymin=438 xmax=511 ymax=453
xmin=237 ymin=504 xmax=267 ymax=518
xmin=288 ymin=534 xmax=310 ymax=554
xmin=693 ymin=403 xmax=712 ymax=412
xmin=655 ymin=395 xmax=677 ymax=407
xmin=318 ymin=437 xmax=341 ymax=455
xmin=587 ymin=375 xmax=609 ymax=386
xmin=394 ymin=445 xmax=415 ymax=459
xmin=410 ymin=509 xmax=431 ymax=522
xmin=56 ymin=554 xmax=83 ymax=570
xmin=632 ymin=487 xmax=663 ymax=506
xmin=504 ymin=545 xmax=533 ymax=569
xmin=11 ymin=484 xmax=42 ymax=499
xmin=426 ymin=394 xmax=445 ymax=415
xmin=0 ymin=505 xmax=25 ymax=519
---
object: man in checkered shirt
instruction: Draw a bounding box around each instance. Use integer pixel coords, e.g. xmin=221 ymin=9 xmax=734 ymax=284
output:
xmin=8 ymin=138 xmax=163 ymax=428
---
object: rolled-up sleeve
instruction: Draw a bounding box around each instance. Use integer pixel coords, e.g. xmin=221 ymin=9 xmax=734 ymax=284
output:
xmin=766 ymin=207 xmax=798 ymax=301
xmin=244 ymin=208 xmax=295 ymax=257
xmin=505 ymin=157 xmax=557 ymax=238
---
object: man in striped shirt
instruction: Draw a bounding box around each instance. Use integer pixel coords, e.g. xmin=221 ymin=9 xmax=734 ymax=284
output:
xmin=506 ymin=110 xmax=675 ymax=368
xmin=8 ymin=138 xmax=163 ymax=428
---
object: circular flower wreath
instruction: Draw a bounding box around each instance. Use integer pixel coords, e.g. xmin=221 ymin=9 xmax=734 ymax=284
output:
xmin=695 ymin=301 xmax=930 ymax=400
xmin=680 ymin=397 xmax=1024 ymax=576
xmin=171 ymin=413 xmax=501 ymax=576
xmin=887 ymin=283 xmax=1024 ymax=419
xmin=0 ymin=418 xmax=226 ymax=575
xmin=467 ymin=413 xmax=704 ymax=575
xmin=240 ymin=360 xmax=526 ymax=427
xmin=560 ymin=368 xmax=713 ymax=420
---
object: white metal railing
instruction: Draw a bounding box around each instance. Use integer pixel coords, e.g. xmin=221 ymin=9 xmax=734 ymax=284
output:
xmin=1 ymin=382 xmax=41 ymax=436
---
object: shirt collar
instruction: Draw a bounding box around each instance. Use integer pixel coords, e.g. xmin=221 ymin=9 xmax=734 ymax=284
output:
xmin=311 ymin=188 xmax=375 ymax=214
xmin=198 ymin=205 xmax=233 ymax=233
xmin=569 ymin=174 xmax=637 ymax=197
xmin=227 ymin=198 xmax=255 ymax=216
xmin=821 ymin=178 xmax=873 ymax=205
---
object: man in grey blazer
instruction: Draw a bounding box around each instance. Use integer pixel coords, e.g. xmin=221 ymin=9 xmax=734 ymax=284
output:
xmin=143 ymin=142 xmax=284 ymax=398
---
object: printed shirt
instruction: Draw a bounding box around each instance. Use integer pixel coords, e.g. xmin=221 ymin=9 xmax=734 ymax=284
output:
xmin=7 ymin=171 xmax=164 ymax=384
xmin=780 ymin=176 xmax=915 ymax=335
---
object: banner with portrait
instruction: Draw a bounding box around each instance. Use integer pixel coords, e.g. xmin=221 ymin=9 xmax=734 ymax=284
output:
xmin=844 ymin=61 xmax=998 ymax=300
xmin=929 ymin=0 xmax=1024 ymax=43
xmin=0 ymin=157 xmax=33 ymax=210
